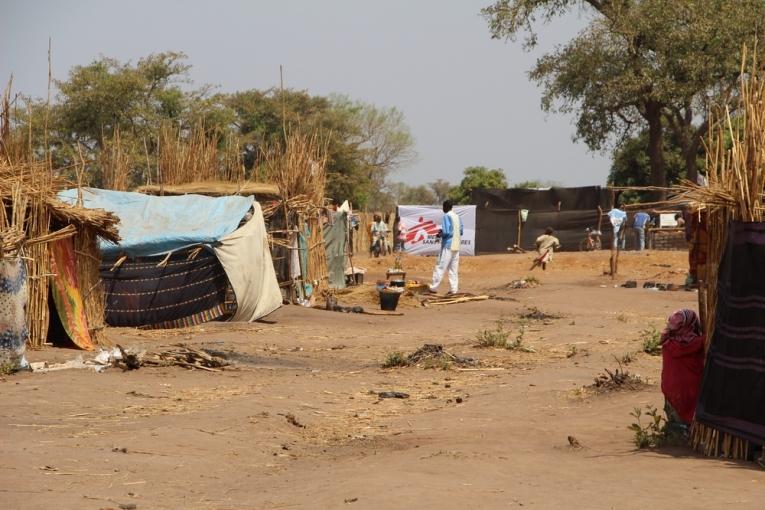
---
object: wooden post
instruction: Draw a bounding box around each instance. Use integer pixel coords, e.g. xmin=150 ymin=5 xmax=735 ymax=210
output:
xmin=597 ymin=206 xmax=603 ymax=232
xmin=516 ymin=210 xmax=522 ymax=248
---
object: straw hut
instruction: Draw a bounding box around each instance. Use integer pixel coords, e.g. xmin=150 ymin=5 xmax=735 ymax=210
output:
xmin=0 ymin=164 xmax=120 ymax=350
xmin=1 ymin=86 xmax=120 ymax=349
xmin=258 ymin=130 xmax=333 ymax=302
xmin=660 ymin=47 xmax=765 ymax=460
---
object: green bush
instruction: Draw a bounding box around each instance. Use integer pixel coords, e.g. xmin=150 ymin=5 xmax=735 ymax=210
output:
xmin=629 ymin=406 xmax=666 ymax=448
xmin=640 ymin=326 xmax=662 ymax=356
xmin=381 ymin=351 xmax=408 ymax=368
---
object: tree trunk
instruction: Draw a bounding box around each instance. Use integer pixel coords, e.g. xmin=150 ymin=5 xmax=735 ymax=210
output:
xmin=645 ymin=102 xmax=666 ymax=201
xmin=685 ymin=145 xmax=698 ymax=185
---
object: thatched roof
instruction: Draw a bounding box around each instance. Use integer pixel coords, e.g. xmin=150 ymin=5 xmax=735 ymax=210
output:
xmin=47 ymin=197 xmax=121 ymax=243
xmin=136 ymin=181 xmax=280 ymax=198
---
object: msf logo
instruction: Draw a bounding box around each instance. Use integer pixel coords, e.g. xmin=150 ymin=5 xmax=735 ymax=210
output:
xmin=404 ymin=217 xmax=439 ymax=244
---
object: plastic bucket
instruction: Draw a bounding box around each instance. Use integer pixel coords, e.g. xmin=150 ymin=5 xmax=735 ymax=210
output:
xmin=379 ymin=290 xmax=401 ymax=311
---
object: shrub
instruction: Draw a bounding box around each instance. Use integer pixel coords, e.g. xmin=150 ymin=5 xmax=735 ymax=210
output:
xmin=382 ymin=351 xmax=408 ymax=368
xmin=641 ymin=326 xmax=662 ymax=356
xmin=629 ymin=406 xmax=666 ymax=448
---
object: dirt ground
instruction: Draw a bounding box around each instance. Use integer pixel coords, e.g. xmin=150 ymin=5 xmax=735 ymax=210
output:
xmin=2 ymin=250 xmax=764 ymax=509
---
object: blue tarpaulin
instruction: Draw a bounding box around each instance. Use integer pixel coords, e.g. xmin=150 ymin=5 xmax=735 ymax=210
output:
xmin=58 ymin=188 xmax=254 ymax=257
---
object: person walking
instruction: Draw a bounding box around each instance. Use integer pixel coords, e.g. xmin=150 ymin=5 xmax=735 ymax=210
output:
xmin=428 ymin=200 xmax=463 ymax=295
xmin=608 ymin=204 xmax=627 ymax=250
xmin=633 ymin=210 xmax=651 ymax=251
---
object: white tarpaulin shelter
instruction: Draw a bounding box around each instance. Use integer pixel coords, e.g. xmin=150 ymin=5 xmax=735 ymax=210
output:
xmin=398 ymin=205 xmax=476 ymax=256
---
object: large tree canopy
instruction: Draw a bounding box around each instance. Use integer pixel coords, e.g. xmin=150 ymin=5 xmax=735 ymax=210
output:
xmin=14 ymin=52 xmax=415 ymax=207
xmin=482 ymin=0 xmax=765 ymax=196
xmin=448 ymin=166 xmax=508 ymax=204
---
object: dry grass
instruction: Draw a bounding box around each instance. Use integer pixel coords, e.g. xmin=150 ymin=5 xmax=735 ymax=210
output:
xmin=157 ymin=122 xmax=244 ymax=187
xmin=0 ymin=82 xmax=120 ymax=349
xmin=137 ymin=181 xmax=280 ymax=197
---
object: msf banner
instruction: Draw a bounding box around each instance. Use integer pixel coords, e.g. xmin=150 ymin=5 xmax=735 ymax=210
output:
xmin=397 ymin=205 xmax=476 ymax=256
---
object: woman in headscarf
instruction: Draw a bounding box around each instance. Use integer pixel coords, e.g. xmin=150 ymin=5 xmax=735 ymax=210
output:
xmin=661 ymin=309 xmax=706 ymax=431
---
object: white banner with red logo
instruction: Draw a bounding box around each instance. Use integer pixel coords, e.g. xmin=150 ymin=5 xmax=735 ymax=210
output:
xmin=397 ymin=205 xmax=476 ymax=256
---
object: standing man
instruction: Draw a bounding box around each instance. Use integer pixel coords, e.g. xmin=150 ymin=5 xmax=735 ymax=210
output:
xmin=429 ymin=200 xmax=463 ymax=295
xmin=633 ymin=210 xmax=651 ymax=251
xmin=608 ymin=204 xmax=627 ymax=250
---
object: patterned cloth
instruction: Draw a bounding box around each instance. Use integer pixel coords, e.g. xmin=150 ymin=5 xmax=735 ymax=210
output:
xmin=0 ymin=257 xmax=28 ymax=369
xmin=696 ymin=222 xmax=765 ymax=444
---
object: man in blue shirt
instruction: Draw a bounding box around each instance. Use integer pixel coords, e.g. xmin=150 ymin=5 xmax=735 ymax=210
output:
xmin=429 ymin=200 xmax=464 ymax=294
xmin=608 ymin=205 xmax=627 ymax=250
xmin=633 ymin=210 xmax=651 ymax=251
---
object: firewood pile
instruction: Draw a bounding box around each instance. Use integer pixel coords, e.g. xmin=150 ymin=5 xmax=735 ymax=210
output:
xmin=420 ymin=292 xmax=489 ymax=307
xmin=141 ymin=344 xmax=229 ymax=372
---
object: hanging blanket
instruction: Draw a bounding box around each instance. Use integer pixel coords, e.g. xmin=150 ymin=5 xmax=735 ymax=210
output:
xmin=0 ymin=257 xmax=28 ymax=369
xmin=100 ymin=248 xmax=229 ymax=328
xmin=695 ymin=221 xmax=765 ymax=444
xmin=50 ymin=238 xmax=95 ymax=350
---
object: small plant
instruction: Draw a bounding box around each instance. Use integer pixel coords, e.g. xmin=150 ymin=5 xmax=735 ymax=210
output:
xmin=0 ymin=360 xmax=16 ymax=376
xmin=629 ymin=406 xmax=666 ymax=448
xmin=524 ymin=276 xmax=540 ymax=286
xmin=382 ymin=351 xmax=408 ymax=368
xmin=475 ymin=319 xmax=511 ymax=348
xmin=640 ymin=326 xmax=662 ymax=356
xmin=566 ymin=346 xmax=579 ymax=358
xmin=620 ymin=352 xmax=636 ymax=365
xmin=616 ymin=313 xmax=628 ymax=323
xmin=475 ymin=319 xmax=535 ymax=352
xmin=507 ymin=321 xmax=535 ymax=352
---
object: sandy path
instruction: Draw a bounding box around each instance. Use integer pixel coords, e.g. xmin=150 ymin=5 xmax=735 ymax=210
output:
xmin=1 ymin=251 xmax=762 ymax=509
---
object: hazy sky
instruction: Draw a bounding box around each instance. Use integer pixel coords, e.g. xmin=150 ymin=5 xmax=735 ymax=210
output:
xmin=1 ymin=0 xmax=610 ymax=187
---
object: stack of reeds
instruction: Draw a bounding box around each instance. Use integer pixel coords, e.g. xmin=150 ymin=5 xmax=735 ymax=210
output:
xmin=156 ymin=122 xmax=243 ymax=187
xmin=261 ymin=130 xmax=329 ymax=297
xmin=666 ymin=46 xmax=765 ymax=460
xmin=1 ymin=78 xmax=121 ymax=349
xmin=100 ymin=127 xmax=130 ymax=191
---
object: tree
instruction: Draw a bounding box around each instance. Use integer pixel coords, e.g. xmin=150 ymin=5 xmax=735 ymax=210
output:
xmin=225 ymin=91 xmax=416 ymax=207
xmin=328 ymin=97 xmax=416 ymax=206
xmin=448 ymin=166 xmax=507 ymax=204
xmin=609 ymin=129 xmax=695 ymax=203
xmin=513 ymin=179 xmax=560 ymax=189
xmin=482 ymin=0 xmax=765 ymax=197
xmin=55 ymin=52 xmax=192 ymax=150
xmin=429 ymin=178 xmax=451 ymax=203
xmin=398 ymin=184 xmax=437 ymax=205
xmin=13 ymin=52 xmax=416 ymax=205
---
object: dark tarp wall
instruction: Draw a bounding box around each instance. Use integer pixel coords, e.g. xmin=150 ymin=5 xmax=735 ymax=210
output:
xmin=476 ymin=209 xmax=613 ymax=253
xmin=472 ymin=186 xmax=612 ymax=212
xmin=695 ymin=221 xmax=765 ymax=445
xmin=101 ymin=248 xmax=229 ymax=328
xmin=472 ymin=187 xmax=615 ymax=253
